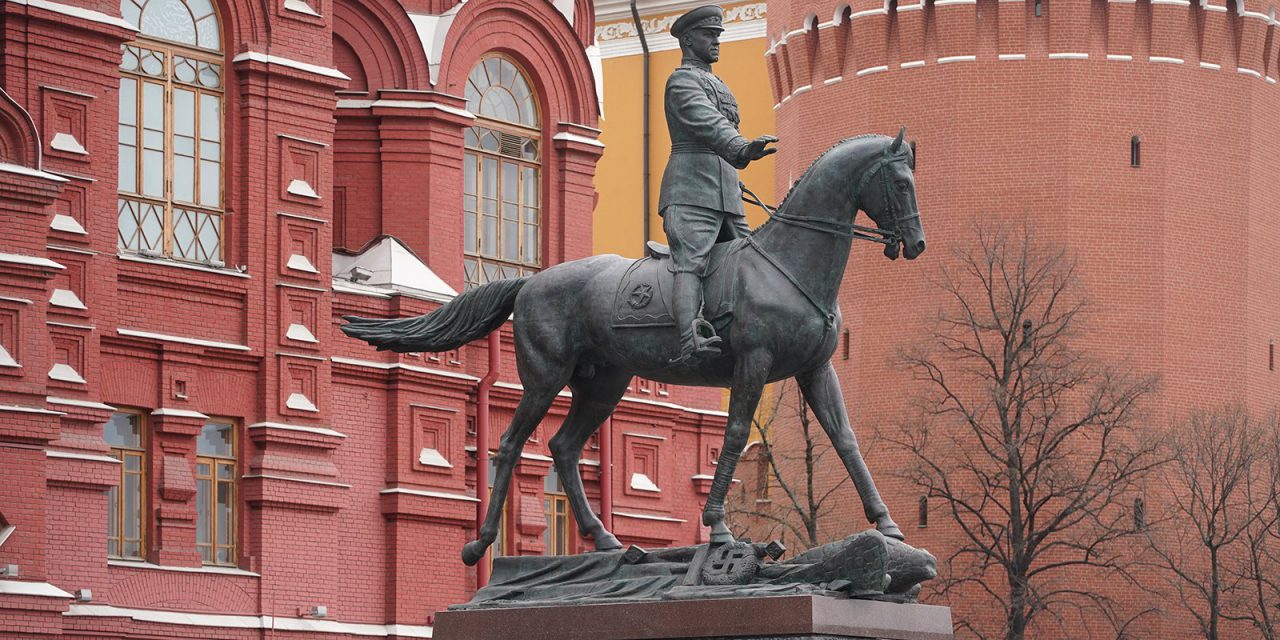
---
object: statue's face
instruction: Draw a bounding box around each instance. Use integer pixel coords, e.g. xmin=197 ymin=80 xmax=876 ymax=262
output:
xmin=682 ymin=27 xmax=721 ymax=64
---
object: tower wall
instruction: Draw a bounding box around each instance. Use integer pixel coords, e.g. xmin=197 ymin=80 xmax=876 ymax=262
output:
xmin=766 ymin=1 xmax=1280 ymax=635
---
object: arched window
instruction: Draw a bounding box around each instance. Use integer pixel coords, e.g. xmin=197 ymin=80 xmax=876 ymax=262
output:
xmin=462 ymin=55 xmax=541 ymax=290
xmin=117 ymin=0 xmax=225 ymax=265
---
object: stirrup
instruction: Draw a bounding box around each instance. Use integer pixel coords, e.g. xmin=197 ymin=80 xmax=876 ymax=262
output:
xmin=670 ymin=319 xmax=722 ymax=364
xmin=692 ymin=318 xmax=721 ymax=347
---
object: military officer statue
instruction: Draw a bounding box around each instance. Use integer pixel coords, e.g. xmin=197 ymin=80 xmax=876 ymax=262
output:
xmin=660 ymin=4 xmax=777 ymax=365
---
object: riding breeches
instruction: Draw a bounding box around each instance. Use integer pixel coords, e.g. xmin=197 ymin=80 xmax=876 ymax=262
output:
xmin=661 ymin=204 xmax=751 ymax=276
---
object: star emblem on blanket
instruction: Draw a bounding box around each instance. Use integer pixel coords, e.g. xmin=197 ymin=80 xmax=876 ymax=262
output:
xmin=628 ymin=283 xmax=654 ymax=309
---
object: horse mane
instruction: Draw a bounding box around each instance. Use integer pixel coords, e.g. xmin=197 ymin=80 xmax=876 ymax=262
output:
xmin=773 ymin=133 xmax=884 ymax=214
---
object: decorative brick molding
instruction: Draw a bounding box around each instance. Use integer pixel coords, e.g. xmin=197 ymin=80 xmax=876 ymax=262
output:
xmin=244 ymin=420 xmax=348 ymax=513
xmin=766 ymin=0 xmax=1280 ymax=104
xmin=278 ymin=212 xmax=325 ymax=280
xmin=40 ymin=86 xmax=93 ymax=162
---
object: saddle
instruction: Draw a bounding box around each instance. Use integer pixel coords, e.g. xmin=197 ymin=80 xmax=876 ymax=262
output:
xmin=611 ymin=240 xmax=747 ymax=331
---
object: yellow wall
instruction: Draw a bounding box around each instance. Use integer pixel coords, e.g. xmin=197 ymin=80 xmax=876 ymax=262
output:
xmin=593 ymin=23 xmax=775 ymax=258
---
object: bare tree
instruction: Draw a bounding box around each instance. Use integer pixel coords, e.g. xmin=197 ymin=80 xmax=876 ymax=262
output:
xmin=1145 ymin=409 xmax=1280 ymax=640
xmin=892 ymin=226 xmax=1163 ymax=640
xmin=1236 ymin=423 xmax=1280 ymax=640
xmin=727 ymin=380 xmax=849 ymax=551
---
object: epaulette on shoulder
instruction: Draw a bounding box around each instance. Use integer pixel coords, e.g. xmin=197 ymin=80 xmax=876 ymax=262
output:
xmin=666 ymin=67 xmax=699 ymax=85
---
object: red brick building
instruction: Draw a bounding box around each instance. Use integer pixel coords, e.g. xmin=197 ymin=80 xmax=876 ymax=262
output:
xmin=0 ymin=0 xmax=728 ymax=636
xmin=761 ymin=0 xmax=1280 ymax=636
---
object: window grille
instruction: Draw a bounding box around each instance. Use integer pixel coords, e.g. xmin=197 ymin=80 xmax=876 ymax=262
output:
xmin=117 ymin=0 xmax=225 ymax=265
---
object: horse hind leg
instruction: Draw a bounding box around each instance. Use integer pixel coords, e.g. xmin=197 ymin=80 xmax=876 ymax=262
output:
xmin=461 ymin=368 xmax=568 ymax=567
xmin=548 ymin=368 xmax=632 ymax=552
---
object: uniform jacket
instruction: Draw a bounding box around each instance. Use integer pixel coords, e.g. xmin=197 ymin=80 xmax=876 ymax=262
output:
xmin=658 ymin=59 xmax=749 ymax=216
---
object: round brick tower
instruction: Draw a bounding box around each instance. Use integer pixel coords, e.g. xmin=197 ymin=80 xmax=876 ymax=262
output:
xmin=762 ymin=0 xmax=1280 ymax=635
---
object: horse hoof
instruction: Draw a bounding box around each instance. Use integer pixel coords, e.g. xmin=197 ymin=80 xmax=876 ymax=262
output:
xmin=461 ymin=540 xmax=487 ymax=566
xmin=709 ymin=523 xmax=735 ymax=546
xmin=878 ymin=519 xmax=905 ymax=541
xmin=593 ymin=532 xmax=623 ymax=552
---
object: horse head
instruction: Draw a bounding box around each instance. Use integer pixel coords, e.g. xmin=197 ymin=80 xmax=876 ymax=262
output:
xmin=855 ymin=127 xmax=925 ymax=261
xmin=774 ymin=128 xmax=925 ymax=261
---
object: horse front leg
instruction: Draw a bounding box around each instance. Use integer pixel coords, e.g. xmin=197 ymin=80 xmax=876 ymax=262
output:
xmin=796 ymin=361 xmax=903 ymax=540
xmin=703 ymin=351 xmax=772 ymax=544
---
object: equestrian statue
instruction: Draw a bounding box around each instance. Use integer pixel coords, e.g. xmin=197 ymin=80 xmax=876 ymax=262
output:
xmin=341 ymin=3 xmax=928 ymax=591
xmin=343 ymin=124 xmax=924 ymax=559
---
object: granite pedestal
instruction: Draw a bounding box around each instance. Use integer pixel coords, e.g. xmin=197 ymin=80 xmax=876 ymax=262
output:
xmin=433 ymin=594 xmax=952 ymax=640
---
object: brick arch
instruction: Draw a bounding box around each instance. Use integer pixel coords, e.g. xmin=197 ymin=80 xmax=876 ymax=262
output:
xmin=438 ymin=1 xmax=597 ymax=127
xmin=573 ymin=0 xmax=594 ymax=47
xmin=0 ymin=88 xmax=41 ymax=167
xmin=105 ymin=571 xmax=257 ymax=613
xmin=197 ymin=0 xmax=269 ymax=53
xmin=332 ymin=0 xmax=427 ymax=91
xmin=833 ymin=3 xmax=852 ymax=24
xmin=333 ymin=34 xmax=369 ymax=92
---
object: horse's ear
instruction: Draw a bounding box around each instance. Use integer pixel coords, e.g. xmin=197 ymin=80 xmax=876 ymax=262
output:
xmin=890 ymin=126 xmax=906 ymax=152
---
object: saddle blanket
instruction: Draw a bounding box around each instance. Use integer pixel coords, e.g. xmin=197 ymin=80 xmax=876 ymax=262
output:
xmin=610 ymin=240 xmax=745 ymax=330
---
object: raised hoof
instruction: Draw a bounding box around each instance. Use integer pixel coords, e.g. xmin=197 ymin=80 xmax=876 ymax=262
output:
xmin=877 ymin=518 xmax=905 ymax=541
xmin=708 ymin=519 xmax=735 ymax=545
xmin=593 ymin=532 xmax=623 ymax=552
xmin=461 ymin=540 xmax=487 ymax=566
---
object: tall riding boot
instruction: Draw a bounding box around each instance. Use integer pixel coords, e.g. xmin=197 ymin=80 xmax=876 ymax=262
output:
xmin=670 ymin=271 xmax=722 ymax=365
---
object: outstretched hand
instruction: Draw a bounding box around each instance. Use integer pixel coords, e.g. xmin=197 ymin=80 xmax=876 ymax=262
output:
xmin=746 ymin=135 xmax=778 ymax=161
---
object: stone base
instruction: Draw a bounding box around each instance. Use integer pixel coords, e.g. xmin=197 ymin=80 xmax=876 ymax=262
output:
xmin=433 ymin=594 xmax=952 ymax=640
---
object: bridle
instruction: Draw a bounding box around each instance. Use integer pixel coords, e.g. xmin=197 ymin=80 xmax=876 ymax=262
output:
xmin=742 ymin=141 xmax=917 ymax=247
xmin=737 ymin=137 xmax=919 ymax=329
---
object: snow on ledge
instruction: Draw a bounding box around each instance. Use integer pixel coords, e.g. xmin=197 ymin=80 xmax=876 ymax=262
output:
xmin=630 ymin=472 xmax=660 ymax=492
xmin=332 ymin=235 xmax=456 ymax=302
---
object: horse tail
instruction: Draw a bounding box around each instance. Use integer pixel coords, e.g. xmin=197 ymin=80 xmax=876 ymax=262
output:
xmin=341 ymin=278 xmax=528 ymax=353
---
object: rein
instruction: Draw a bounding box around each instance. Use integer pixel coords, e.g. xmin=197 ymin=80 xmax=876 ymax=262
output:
xmin=740 ymin=149 xmax=914 ymax=246
xmin=745 ymin=235 xmax=837 ymax=328
xmin=735 ymin=142 xmax=917 ymax=328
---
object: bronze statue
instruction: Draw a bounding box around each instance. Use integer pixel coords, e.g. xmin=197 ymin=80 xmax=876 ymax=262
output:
xmin=660 ymin=4 xmax=777 ymax=365
xmin=342 ymin=130 xmax=925 ymax=568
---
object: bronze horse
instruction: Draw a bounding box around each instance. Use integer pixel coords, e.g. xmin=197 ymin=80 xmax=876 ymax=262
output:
xmin=342 ymin=130 xmax=925 ymax=565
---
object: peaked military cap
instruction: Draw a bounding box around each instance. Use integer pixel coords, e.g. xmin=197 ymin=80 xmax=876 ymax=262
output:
xmin=671 ymin=5 xmax=725 ymax=39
